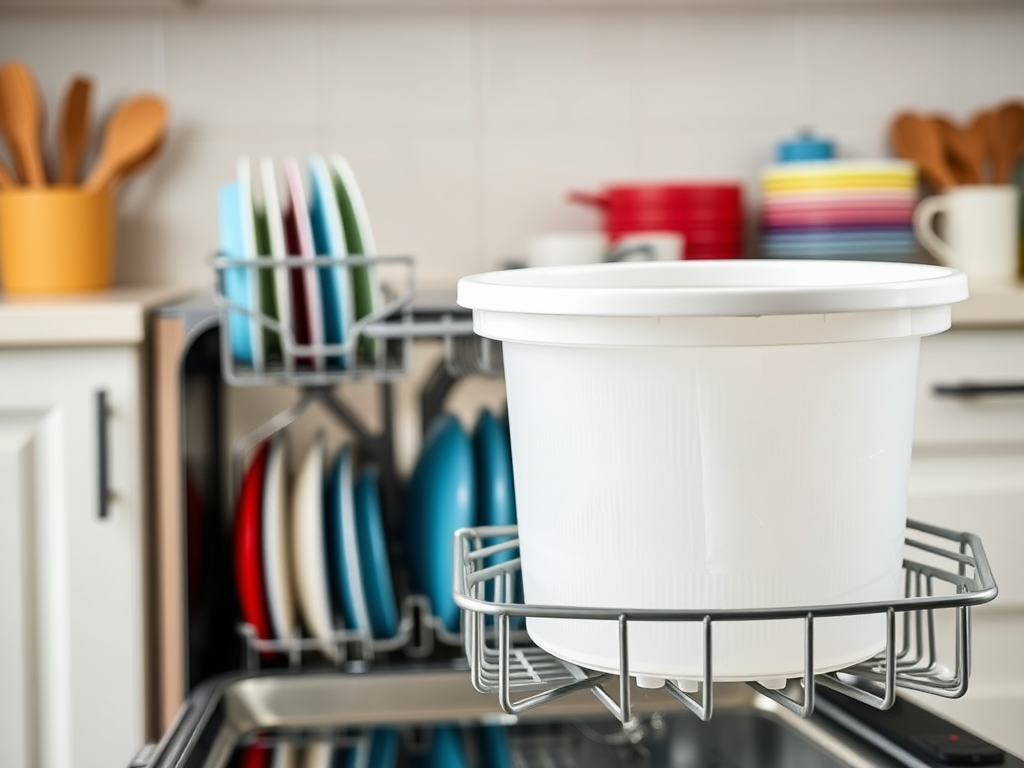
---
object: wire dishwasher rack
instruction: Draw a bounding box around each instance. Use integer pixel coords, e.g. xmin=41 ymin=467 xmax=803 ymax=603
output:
xmin=453 ymin=519 xmax=998 ymax=725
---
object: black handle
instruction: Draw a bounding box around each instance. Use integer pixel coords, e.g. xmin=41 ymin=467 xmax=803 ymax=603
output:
xmin=96 ymin=390 xmax=109 ymax=519
xmin=933 ymin=382 xmax=1024 ymax=398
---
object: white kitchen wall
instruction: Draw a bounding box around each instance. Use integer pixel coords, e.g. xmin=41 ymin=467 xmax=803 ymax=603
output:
xmin=1 ymin=2 xmax=1023 ymax=292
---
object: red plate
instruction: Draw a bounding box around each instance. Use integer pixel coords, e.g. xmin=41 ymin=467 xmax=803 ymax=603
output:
xmin=234 ymin=441 xmax=273 ymax=643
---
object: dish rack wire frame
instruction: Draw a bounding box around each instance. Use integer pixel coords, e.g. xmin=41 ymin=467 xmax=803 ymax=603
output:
xmin=236 ymin=593 xmax=465 ymax=671
xmin=210 ymin=252 xmax=500 ymax=387
xmin=452 ymin=519 xmax=998 ymax=725
xmin=221 ymin=251 xmax=503 ymax=667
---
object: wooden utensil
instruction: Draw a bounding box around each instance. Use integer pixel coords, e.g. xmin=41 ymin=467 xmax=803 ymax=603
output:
xmin=992 ymin=101 xmax=1024 ymax=184
xmin=101 ymin=137 xmax=163 ymax=193
xmin=83 ymin=94 xmax=167 ymax=193
xmin=966 ymin=111 xmax=994 ymax=183
xmin=0 ymin=156 xmax=15 ymax=188
xmin=0 ymin=60 xmax=47 ymax=186
xmin=933 ymin=114 xmax=984 ymax=185
xmin=56 ymin=76 xmax=92 ymax=185
xmin=890 ymin=112 xmax=958 ymax=191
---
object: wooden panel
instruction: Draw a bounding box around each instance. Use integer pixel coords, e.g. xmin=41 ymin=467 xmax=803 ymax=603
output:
xmin=153 ymin=316 xmax=188 ymax=733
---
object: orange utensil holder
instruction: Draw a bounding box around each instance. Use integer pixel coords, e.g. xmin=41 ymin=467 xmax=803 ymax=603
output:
xmin=0 ymin=188 xmax=116 ymax=294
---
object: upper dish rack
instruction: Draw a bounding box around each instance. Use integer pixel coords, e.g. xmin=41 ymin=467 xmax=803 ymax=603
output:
xmin=452 ymin=519 xmax=998 ymax=725
xmin=210 ymin=253 xmax=502 ymax=387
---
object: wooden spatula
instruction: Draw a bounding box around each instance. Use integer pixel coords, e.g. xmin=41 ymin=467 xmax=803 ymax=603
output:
xmin=933 ymin=114 xmax=983 ymax=184
xmin=83 ymin=94 xmax=167 ymax=193
xmin=890 ymin=112 xmax=958 ymax=191
xmin=56 ymin=75 xmax=92 ymax=185
xmin=0 ymin=60 xmax=47 ymax=186
xmin=993 ymin=101 xmax=1024 ymax=184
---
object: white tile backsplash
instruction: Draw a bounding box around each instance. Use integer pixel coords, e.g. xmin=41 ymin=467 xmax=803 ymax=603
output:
xmin=637 ymin=9 xmax=806 ymax=124
xmin=807 ymin=7 xmax=959 ymax=123
xmin=317 ymin=13 xmax=475 ymax=125
xmin=0 ymin=3 xmax=1021 ymax=290
xmin=163 ymin=13 xmax=320 ymax=127
xmin=480 ymin=11 xmax=638 ymax=125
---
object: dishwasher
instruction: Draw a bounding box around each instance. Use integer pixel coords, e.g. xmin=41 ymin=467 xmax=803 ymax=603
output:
xmin=142 ymin=258 xmax=1018 ymax=768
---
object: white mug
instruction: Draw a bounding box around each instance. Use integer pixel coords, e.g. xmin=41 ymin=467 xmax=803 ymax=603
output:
xmin=526 ymin=232 xmax=607 ymax=268
xmin=606 ymin=231 xmax=685 ymax=262
xmin=913 ymin=184 xmax=1020 ymax=281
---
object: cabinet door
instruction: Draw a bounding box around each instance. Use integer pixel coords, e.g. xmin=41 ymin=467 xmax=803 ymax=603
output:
xmin=0 ymin=346 xmax=146 ymax=768
xmin=906 ymin=329 xmax=1024 ymax=756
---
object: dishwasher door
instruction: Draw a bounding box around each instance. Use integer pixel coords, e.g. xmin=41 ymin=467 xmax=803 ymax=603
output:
xmin=134 ymin=666 xmax=938 ymax=768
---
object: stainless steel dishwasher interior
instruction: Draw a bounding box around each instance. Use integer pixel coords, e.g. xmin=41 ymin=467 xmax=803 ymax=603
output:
xmin=152 ymin=667 xmax=911 ymax=768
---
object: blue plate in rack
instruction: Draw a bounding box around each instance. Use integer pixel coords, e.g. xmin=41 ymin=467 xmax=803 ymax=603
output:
xmin=366 ymin=728 xmax=400 ymax=768
xmin=405 ymin=413 xmax=475 ymax=634
xmin=479 ymin=725 xmax=513 ymax=768
xmin=308 ymin=155 xmax=351 ymax=368
xmin=217 ymin=181 xmax=255 ymax=365
xmin=326 ymin=445 xmax=371 ymax=635
xmin=354 ymin=467 xmax=399 ymax=639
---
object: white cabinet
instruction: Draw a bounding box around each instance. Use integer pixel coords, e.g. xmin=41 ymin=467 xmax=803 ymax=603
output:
xmin=0 ymin=287 xmax=183 ymax=768
xmin=0 ymin=346 xmax=146 ymax=768
xmin=905 ymin=326 xmax=1024 ymax=755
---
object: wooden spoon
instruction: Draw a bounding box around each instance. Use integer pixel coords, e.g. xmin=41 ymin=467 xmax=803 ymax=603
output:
xmin=890 ymin=112 xmax=958 ymax=191
xmin=56 ymin=76 xmax=92 ymax=185
xmin=101 ymin=136 xmax=164 ymax=193
xmin=993 ymin=101 xmax=1024 ymax=184
xmin=0 ymin=60 xmax=47 ymax=186
xmin=83 ymin=94 xmax=167 ymax=193
xmin=966 ymin=111 xmax=994 ymax=183
xmin=933 ymin=114 xmax=983 ymax=184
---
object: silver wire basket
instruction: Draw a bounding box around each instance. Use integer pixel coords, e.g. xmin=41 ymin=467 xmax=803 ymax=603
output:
xmin=452 ymin=519 xmax=998 ymax=724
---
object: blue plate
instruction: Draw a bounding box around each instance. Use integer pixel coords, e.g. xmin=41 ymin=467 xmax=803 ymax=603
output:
xmin=366 ymin=729 xmax=400 ymax=768
xmin=354 ymin=467 xmax=399 ymax=639
xmin=308 ymin=155 xmax=351 ymax=368
xmin=478 ymin=726 xmax=513 ymax=768
xmin=405 ymin=414 xmax=475 ymax=633
xmin=326 ymin=445 xmax=371 ymax=634
xmin=426 ymin=727 xmax=469 ymax=768
xmin=473 ymin=409 xmax=516 ymax=530
xmin=217 ymin=181 xmax=255 ymax=365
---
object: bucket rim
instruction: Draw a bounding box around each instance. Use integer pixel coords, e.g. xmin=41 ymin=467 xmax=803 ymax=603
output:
xmin=457 ymin=259 xmax=968 ymax=318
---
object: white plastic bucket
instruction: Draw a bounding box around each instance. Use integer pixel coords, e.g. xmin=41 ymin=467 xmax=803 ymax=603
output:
xmin=457 ymin=260 xmax=968 ymax=685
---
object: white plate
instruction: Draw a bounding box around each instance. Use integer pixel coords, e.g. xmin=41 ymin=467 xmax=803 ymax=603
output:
xmin=329 ymin=154 xmax=383 ymax=363
xmin=260 ymin=157 xmax=294 ymax=372
xmin=262 ymin=432 xmax=294 ymax=642
xmin=237 ymin=157 xmax=265 ymax=372
xmin=291 ymin=433 xmax=337 ymax=659
xmin=283 ymin=158 xmax=325 ymax=372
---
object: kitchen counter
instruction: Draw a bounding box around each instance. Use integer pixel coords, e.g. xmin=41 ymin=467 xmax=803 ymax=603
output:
xmin=951 ymin=279 xmax=1024 ymax=327
xmin=0 ymin=277 xmax=1018 ymax=348
xmin=0 ymin=285 xmax=192 ymax=346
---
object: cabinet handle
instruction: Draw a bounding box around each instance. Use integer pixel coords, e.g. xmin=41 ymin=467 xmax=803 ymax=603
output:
xmin=932 ymin=382 xmax=1024 ymax=398
xmin=96 ymin=390 xmax=110 ymax=519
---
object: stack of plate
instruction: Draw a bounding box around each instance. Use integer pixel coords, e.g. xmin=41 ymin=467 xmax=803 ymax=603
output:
xmin=233 ymin=432 xmax=400 ymax=659
xmin=760 ymin=160 xmax=919 ymax=261
xmin=217 ymin=154 xmax=382 ymax=373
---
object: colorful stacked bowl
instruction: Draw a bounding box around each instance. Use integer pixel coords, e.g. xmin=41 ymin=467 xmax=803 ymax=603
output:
xmin=759 ymin=160 xmax=919 ymax=261
xmin=570 ymin=182 xmax=745 ymax=260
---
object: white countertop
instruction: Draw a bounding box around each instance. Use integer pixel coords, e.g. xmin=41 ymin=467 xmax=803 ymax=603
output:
xmin=0 ymin=277 xmax=1021 ymax=348
xmin=952 ymin=279 xmax=1024 ymax=327
xmin=0 ymin=285 xmax=194 ymax=346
